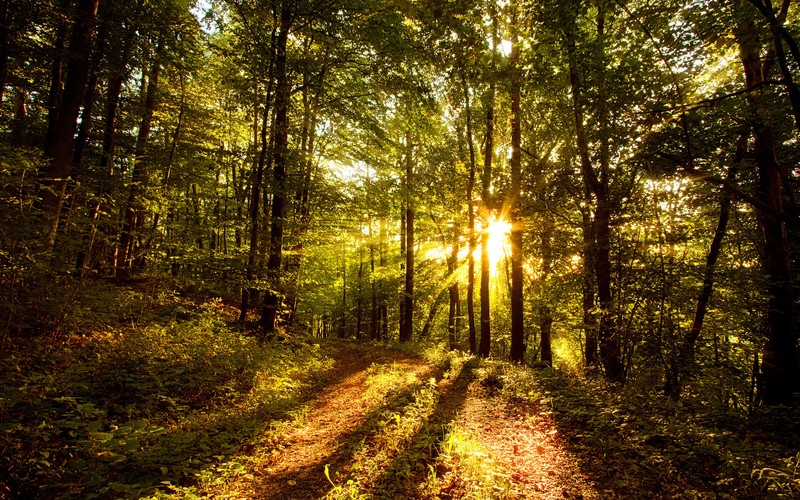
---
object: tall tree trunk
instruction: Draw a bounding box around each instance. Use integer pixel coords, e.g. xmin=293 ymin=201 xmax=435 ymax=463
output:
xmin=509 ymin=10 xmax=525 ymax=363
xmin=478 ymin=6 xmax=498 ymax=359
xmin=462 ymin=73 xmax=478 ymax=355
xmin=370 ymin=220 xmax=379 ymax=340
xmin=286 ymin=64 xmax=323 ymax=325
xmin=540 ymin=221 xmax=554 ymax=366
xmin=44 ymin=0 xmax=73 ymax=158
xmin=0 ymin=0 xmax=9 ymax=106
xmin=595 ymin=7 xmax=624 ymax=382
xmin=116 ymin=39 xmax=162 ymax=278
xmin=379 ymin=217 xmax=389 ymax=339
xmin=240 ymin=24 xmax=277 ymax=323
xmin=41 ymin=0 xmax=99 ymax=254
xmin=137 ymin=71 xmax=187 ymax=269
xmin=565 ymin=23 xmax=623 ymax=381
xmin=72 ymin=69 xmax=99 ymax=167
xmin=735 ymin=0 xmax=798 ymax=405
xmin=357 ymin=243 xmax=364 ymax=339
xmin=399 ymin=203 xmax=406 ymax=336
xmin=448 ymin=221 xmax=460 ymax=350
xmin=191 ymin=183 xmax=203 ymax=250
xmin=747 ymin=0 xmax=800 ymax=132
xmin=72 ymin=3 xmax=108 ymax=168
xmin=582 ymin=208 xmax=599 ymax=367
xmin=340 ymin=246 xmax=347 ymax=338
xmin=260 ymin=4 xmax=294 ymax=336
xmin=664 ymin=132 xmax=744 ymax=399
xmin=400 ymin=130 xmax=415 ymax=343
xmin=478 ymin=47 xmax=497 ymax=358
xmin=76 ymin=0 xmax=141 ymax=275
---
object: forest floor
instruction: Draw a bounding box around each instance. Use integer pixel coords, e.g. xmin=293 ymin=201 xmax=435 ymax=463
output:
xmin=233 ymin=339 xmax=596 ymax=499
xmin=2 ymin=281 xmax=800 ymax=498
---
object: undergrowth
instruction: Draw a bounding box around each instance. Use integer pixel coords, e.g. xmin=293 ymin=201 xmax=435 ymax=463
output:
xmin=466 ymin=361 xmax=800 ymax=498
xmin=0 ymin=283 xmax=333 ymax=498
xmin=423 ymin=422 xmax=513 ymax=500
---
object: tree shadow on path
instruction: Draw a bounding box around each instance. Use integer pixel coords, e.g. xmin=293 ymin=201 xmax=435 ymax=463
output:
xmin=365 ymin=357 xmax=477 ymax=498
xmin=249 ymin=341 xmax=438 ymax=499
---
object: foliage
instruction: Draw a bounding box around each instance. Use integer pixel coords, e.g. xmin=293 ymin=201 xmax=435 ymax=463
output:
xmin=0 ymin=285 xmax=333 ymax=498
xmin=475 ymin=362 xmax=800 ymax=498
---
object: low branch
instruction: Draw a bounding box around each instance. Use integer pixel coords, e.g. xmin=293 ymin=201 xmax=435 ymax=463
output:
xmin=656 ymin=151 xmax=769 ymax=212
xmin=650 ymin=80 xmax=786 ymax=114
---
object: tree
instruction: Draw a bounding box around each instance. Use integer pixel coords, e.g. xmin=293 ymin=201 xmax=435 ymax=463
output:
xmin=260 ymin=1 xmax=294 ymax=336
xmin=116 ymin=38 xmax=164 ymax=278
xmin=562 ymin=0 xmax=624 ymax=382
xmin=508 ymin=2 xmax=525 ymax=363
xmin=732 ymin=0 xmax=797 ymax=405
xmin=478 ymin=2 xmax=499 ymax=359
xmin=399 ymin=129 xmax=414 ymax=342
xmin=40 ymin=0 xmax=99 ymax=253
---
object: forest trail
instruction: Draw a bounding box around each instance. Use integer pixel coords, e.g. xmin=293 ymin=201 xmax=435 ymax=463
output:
xmin=245 ymin=341 xmax=433 ymax=499
xmin=237 ymin=341 xmax=597 ymax=499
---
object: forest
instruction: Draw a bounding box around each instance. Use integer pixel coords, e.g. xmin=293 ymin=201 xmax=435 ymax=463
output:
xmin=2 ymin=0 xmax=800 ymax=497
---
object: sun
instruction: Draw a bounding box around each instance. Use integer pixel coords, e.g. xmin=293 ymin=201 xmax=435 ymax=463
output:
xmin=486 ymin=216 xmax=512 ymax=271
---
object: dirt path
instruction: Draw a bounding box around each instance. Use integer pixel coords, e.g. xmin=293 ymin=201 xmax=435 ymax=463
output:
xmin=246 ymin=341 xmax=431 ymax=499
xmin=241 ymin=342 xmax=596 ymax=499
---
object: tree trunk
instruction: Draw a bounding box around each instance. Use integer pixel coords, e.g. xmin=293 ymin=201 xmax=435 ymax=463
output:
xmin=462 ymin=73 xmax=478 ymax=355
xmin=72 ymin=4 xmax=108 ymax=168
xmin=540 ymin=305 xmax=553 ymax=366
xmin=735 ymin=0 xmax=798 ymax=405
xmin=582 ymin=208 xmax=599 ymax=367
xmin=509 ymin=11 xmax=525 ymax=363
xmin=565 ymin=23 xmax=624 ymax=382
xmin=76 ymin=0 xmax=141 ymax=275
xmin=116 ymin=39 xmax=162 ymax=278
xmin=370 ymin=220 xmax=379 ymax=340
xmin=399 ymin=206 xmax=406 ymax=337
xmin=379 ymin=217 xmax=389 ymax=339
xmin=664 ymin=132 xmax=743 ymax=399
xmin=478 ymin=6 xmax=498 ymax=359
xmin=137 ymin=71 xmax=187 ymax=269
xmin=44 ymin=0 xmax=73 ymax=158
xmin=240 ymin=24 xmax=277 ymax=323
xmin=340 ymin=246 xmax=347 ymax=337
xmin=747 ymin=0 xmax=800 ymax=132
xmin=41 ymin=0 xmax=99 ymax=254
xmin=540 ymin=221 xmax=554 ymax=366
xmin=400 ymin=130 xmax=414 ymax=342
xmin=448 ymin=221 xmax=460 ymax=350
xmin=260 ymin=4 xmax=294 ymax=336
xmin=286 ymin=64 xmax=323 ymax=325
xmin=357 ymin=243 xmax=364 ymax=339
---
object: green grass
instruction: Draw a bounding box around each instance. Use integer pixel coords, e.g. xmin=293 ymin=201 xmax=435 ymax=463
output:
xmin=422 ymin=422 xmax=513 ymax=500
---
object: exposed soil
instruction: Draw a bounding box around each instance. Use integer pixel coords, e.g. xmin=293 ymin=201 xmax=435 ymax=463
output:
xmin=452 ymin=385 xmax=597 ymax=499
xmin=245 ymin=341 xmax=431 ymax=499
